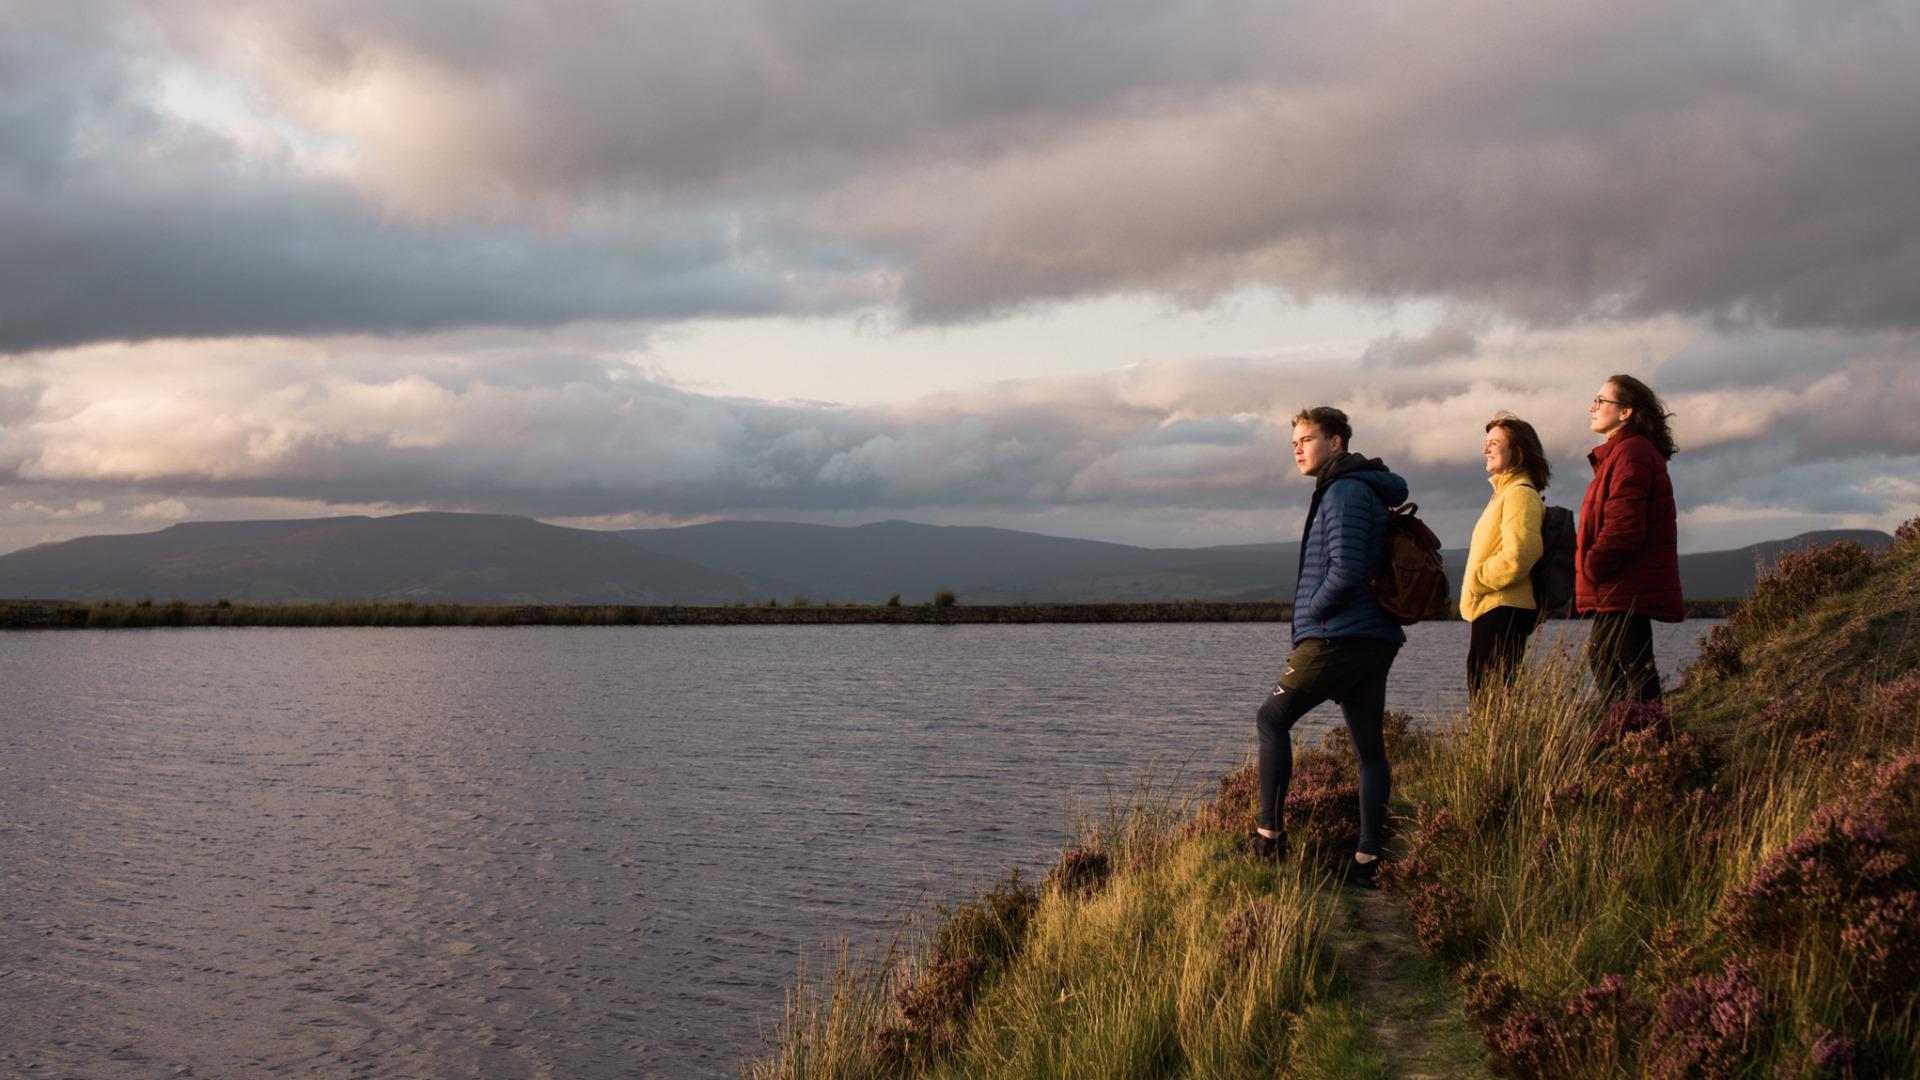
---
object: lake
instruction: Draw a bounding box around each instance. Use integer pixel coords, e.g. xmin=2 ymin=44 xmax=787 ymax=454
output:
xmin=0 ymin=620 xmax=1715 ymax=1077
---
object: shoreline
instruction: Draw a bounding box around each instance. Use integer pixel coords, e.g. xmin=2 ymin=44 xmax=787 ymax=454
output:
xmin=1 ymin=597 xmax=1742 ymax=629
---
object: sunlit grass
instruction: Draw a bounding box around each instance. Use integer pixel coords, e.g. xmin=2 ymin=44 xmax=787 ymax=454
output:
xmin=1391 ymin=523 xmax=1920 ymax=1078
xmin=754 ymin=521 xmax=1920 ymax=1079
xmin=748 ymin=765 xmax=1383 ymax=1079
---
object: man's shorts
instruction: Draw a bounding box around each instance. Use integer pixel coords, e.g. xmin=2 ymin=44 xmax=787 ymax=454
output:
xmin=1274 ymin=638 xmax=1400 ymax=706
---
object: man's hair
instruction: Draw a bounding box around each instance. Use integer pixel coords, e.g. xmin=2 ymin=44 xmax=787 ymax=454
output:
xmin=1606 ymin=374 xmax=1679 ymax=460
xmin=1485 ymin=412 xmax=1552 ymax=491
xmin=1290 ymin=406 xmax=1352 ymax=447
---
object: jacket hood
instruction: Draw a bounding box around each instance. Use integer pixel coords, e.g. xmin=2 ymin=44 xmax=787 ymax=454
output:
xmin=1317 ymin=451 xmax=1409 ymax=506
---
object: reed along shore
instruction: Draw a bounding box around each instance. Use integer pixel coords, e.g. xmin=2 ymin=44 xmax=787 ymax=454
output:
xmin=1 ymin=597 xmax=1743 ymax=630
xmin=0 ymin=599 xmax=1288 ymax=629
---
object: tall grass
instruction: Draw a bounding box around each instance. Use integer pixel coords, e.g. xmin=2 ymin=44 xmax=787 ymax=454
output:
xmin=747 ymin=766 xmax=1379 ymax=1079
xmin=750 ymin=520 xmax=1920 ymax=1078
xmin=1390 ymin=522 xmax=1920 ymax=1078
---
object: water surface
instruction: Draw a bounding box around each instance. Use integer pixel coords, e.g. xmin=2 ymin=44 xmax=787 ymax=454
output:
xmin=0 ymin=620 xmax=1714 ymax=1077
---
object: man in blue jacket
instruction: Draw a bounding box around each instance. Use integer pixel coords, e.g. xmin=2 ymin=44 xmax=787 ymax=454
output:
xmin=1247 ymin=406 xmax=1408 ymax=888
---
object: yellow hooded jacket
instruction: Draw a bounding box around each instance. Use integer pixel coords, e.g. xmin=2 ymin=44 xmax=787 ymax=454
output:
xmin=1460 ymin=470 xmax=1545 ymax=623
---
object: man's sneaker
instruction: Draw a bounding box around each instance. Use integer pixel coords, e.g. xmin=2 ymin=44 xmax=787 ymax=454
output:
xmin=1236 ymin=831 xmax=1289 ymax=863
xmin=1343 ymin=855 xmax=1381 ymax=889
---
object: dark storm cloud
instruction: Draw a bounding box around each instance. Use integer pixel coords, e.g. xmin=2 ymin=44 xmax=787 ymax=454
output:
xmin=0 ymin=5 xmax=860 ymax=353
xmin=1 ymin=173 xmax=796 ymax=352
xmin=9 ymin=1 xmax=1920 ymax=350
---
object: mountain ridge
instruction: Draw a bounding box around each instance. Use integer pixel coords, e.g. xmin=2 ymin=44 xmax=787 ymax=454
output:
xmin=0 ymin=512 xmax=1895 ymax=605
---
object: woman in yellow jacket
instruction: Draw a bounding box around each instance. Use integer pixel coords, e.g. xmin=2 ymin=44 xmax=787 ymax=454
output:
xmin=1462 ymin=414 xmax=1549 ymax=697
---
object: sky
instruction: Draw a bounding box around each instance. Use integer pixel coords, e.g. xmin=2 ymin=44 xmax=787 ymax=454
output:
xmin=4 ymin=0 xmax=1919 ymax=557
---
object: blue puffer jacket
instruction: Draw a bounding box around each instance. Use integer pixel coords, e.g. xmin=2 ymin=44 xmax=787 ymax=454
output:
xmin=1292 ymin=452 xmax=1410 ymax=646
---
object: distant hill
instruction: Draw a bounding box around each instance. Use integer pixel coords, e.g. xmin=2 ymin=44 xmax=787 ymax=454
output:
xmin=618 ymin=519 xmax=1298 ymax=602
xmin=0 ymin=513 xmax=1895 ymax=607
xmin=0 ymin=513 xmax=768 ymax=604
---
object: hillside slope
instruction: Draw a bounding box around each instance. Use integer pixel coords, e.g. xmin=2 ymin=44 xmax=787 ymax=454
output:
xmin=0 ymin=512 xmax=766 ymax=604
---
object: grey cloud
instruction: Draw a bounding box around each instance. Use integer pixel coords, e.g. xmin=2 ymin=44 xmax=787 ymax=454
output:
xmin=0 ymin=173 xmax=804 ymax=352
xmin=844 ymin=2 xmax=1920 ymax=330
xmin=1363 ymin=325 xmax=1480 ymax=369
xmin=160 ymin=0 xmax=1286 ymax=193
xmin=11 ymin=2 xmax=1919 ymax=349
xmin=0 ymin=6 xmax=875 ymax=352
xmin=1656 ymin=331 xmax=1867 ymax=393
xmin=1670 ymin=444 xmax=1920 ymax=519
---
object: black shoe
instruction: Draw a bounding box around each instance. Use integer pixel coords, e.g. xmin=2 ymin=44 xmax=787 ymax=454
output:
xmin=1343 ymin=855 xmax=1381 ymax=889
xmin=1236 ymin=831 xmax=1289 ymax=863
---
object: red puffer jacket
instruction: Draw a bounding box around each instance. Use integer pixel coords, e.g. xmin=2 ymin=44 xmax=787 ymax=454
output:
xmin=1575 ymin=430 xmax=1684 ymax=621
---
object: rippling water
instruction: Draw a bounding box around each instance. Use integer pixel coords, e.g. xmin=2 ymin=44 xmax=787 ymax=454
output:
xmin=0 ymin=620 xmax=1714 ymax=1077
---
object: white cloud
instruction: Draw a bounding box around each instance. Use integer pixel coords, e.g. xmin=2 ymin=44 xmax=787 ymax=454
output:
xmin=7 ymin=499 xmax=104 ymax=519
xmin=128 ymin=498 xmax=191 ymax=521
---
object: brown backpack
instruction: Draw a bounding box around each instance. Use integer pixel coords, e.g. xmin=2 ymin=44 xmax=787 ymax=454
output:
xmin=1367 ymin=502 xmax=1452 ymax=624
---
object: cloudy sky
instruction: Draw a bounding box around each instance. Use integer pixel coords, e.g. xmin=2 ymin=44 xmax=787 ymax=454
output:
xmin=4 ymin=0 xmax=1918 ymax=556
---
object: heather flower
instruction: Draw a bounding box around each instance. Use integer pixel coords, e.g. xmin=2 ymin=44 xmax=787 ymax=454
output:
xmin=1791 ymin=729 xmax=1839 ymax=766
xmin=1547 ymin=780 xmax=1587 ymax=810
xmin=1047 ymin=847 xmax=1111 ymax=897
xmin=1747 ymin=542 xmax=1875 ymax=627
xmin=1592 ymin=698 xmax=1674 ymax=748
xmin=1808 ymin=1025 xmax=1860 ymax=1075
xmin=1217 ymin=897 xmax=1280 ymax=966
xmin=1461 ymin=967 xmax=1658 ymax=1079
xmin=896 ymin=954 xmax=987 ymax=1054
xmin=1284 ymin=748 xmax=1363 ymax=864
xmin=1489 ymin=1008 xmax=1554 ymax=1078
xmin=1417 ymin=802 xmax=1468 ymax=848
xmin=1382 ymin=804 xmax=1462 ymax=894
xmin=1459 ymin=965 xmax=1555 ymax=1077
xmin=1688 ymin=538 xmax=1877 ymax=681
xmin=1315 ymin=716 xmax=1424 ymax=757
xmin=1188 ymin=763 xmax=1258 ymax=837
xmin=1859 ymin=671 xmax=1920 ymax=745
xmin=1636 ymin=917 xmax=1704 ymax=990
xmin=1602 ymin=728 xmax=1721 ymax=818
xmin=1696 ymin=620 xmax=1744 ymax=677
xmin=1894 ymin=514 xmax=1920 ymax=545
xmin=1460 ymin=964 xmax=1527 ymax=1027
xmin=1380 ymin=708 xmax=1420 ymax=757
xmin=1473 ymin=784 xmax=1513 ymax=831
xmin=1406 ymin=879 xmax=1481 ymax=965
xmin=1644 ymin=961 xmax=1770 ymax=1079
xmin=871 ymin=1025 xmax=910 ymax=1069
xmin=931 ymin=871 xmax=1037 ymax=970
xmin=1716 ymin=755 xmax=1920 ymax=1001
xmin=1557 ymin=974 xmax=1653 ymax=1071
xmin=1759 ymin=693 xmax=1829 ymax=740
xmin=1126 ymin=837 xmax=1166 ymax=875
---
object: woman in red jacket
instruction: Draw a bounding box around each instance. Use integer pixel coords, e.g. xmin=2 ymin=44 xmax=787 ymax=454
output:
xmin=1577 ymin=374 xmax=1683 ymax=704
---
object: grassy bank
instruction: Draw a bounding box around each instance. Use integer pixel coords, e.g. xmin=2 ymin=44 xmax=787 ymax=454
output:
xmin=751 ymin=520 xmax=1919 ymax=1078
xmin=2 ymin=598 xmax=1741 ymax=630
